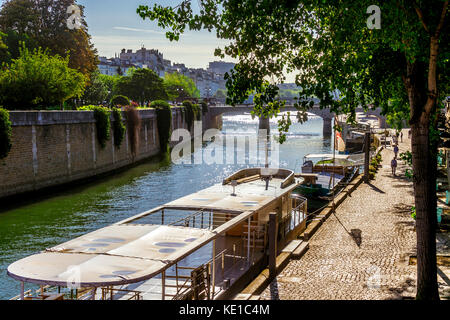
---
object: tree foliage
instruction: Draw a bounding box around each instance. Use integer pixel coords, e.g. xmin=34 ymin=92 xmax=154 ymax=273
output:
xmin=164 ymin=72 xmax=200 ymax=101
xmin=82 ymin=71 xmax=109 ymax=105
xmin=213 ymin=88 xmax=227 ymax=99
xmin=0 ymin=46 xmax=86 ymax=110
xmin=0 ymin=29 xmax=37 ymax=65
xmin=138 ymin=0 xmax=449 ymax=300
xmin=99 ymin=73 xmax=121 ymax=102
xmin=0 ymin=31 xmax=8 ymax=64
xmin=115 ymin=68 xmax=168 ymax=105
xmin=0 ymin=0 xmax=98 ymax=77
xmin=110 ymin=95 xmax=130 ymax=107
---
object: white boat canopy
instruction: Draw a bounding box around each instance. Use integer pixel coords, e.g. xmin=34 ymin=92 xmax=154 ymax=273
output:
xmin=7 ymin=168 xmax=301 ymax=289
xmin=7 ymin=225 xmax=216 ymax=287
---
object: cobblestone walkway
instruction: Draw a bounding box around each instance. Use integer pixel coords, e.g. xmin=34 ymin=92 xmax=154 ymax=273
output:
xmin=261 ymin=133 xmax=448 ymax=300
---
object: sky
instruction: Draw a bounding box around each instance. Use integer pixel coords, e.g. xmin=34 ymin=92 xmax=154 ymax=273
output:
xmin=0 ymin=0 xmax=296 ymax=82
xmin=77 ymin=0 xmax=235 ymax=69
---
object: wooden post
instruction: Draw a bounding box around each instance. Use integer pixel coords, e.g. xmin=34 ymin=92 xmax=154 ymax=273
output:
xmin=364 ymin=132 xmax=371 ymax=182
xmin=247 ymin=217 xmax=251 ymax=264
xmin=210 ymin=211 xmax=213 ymax=229
xmin=221 ymin=251 xmax=225 ymax=279
xmin=201 ymin=211 xmax=204 ymax=229
xmin=20 ymin=282 xmax=24 ymax=300
xmin=269 ymin=212 xmax=278 ymax=279
xmin=211 ymin=239 xmax=216 ymax=298
xmin=175 ymin=263 xmax=179 ymax=293
xmin=162 ymin=271 xmax=166 ymax=300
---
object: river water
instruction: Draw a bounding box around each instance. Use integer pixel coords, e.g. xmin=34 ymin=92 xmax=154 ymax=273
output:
xmin=0 ymin=112 xmax=331 ymax=299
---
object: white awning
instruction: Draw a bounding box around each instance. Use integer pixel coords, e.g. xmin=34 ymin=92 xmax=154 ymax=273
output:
xmin=7 ymin=225 xmax=214 ymax=287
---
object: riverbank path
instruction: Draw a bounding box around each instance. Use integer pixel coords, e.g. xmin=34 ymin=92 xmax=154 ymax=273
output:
xmin=260 ymin=130 xmax=450 ymax=299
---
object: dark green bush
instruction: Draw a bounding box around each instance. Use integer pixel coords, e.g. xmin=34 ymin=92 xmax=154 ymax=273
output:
xmin=201 ymin=101 xmax=208 ymax=115
xmin=110 ymin=95 xmax=130 ymax=107
xmin=193 ymin=103 xmax=201 ymax=121
xmin=152 ymin=100 xmax=172 ymax=153
xmin=125 ymin=105 xmax=141 ymax=156
xmin=0 ymin=108 xmax=12 ymax=159
xmin=112 ymin=108 xmax=126 ymax=148
xmin=182 ymin=101 xmax=201 ymax=128
xmin=0 ymin=47 xmax=86 ymax=110
xmin=79 ymin=105 xmax=111 ymax=148
xmin=182 ymin=100 xmax=194 ymax=129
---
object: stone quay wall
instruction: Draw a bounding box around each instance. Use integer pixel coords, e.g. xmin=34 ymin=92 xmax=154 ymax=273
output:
xmin=0 ymin=108 xmax=204 ymax=200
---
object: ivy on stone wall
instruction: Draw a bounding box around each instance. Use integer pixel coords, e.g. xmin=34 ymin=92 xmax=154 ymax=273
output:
xmin=79 ymin=105 xmax=111 ymax=149
xmin=152 ymin=100 xmax=172 ymax=153
xmin=112 ymin=108 xmax=126 ymax=148
xmin=201 ymin=101 xmax=208 ymax=115
xmin=125 ymin=105 xmax=141 ymax=156
xmin=0 ymin=108 xmax=12 ymax=159
xmin=182 ymin=101 xmax=201 ymax=129
xmin=194 ymin=104 xmax=201 ymax=121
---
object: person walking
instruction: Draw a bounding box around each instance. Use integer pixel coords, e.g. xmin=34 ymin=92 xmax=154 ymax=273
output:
xmin=393 ymin=144 xmax=399 ymax=158
xmin=400 ymin=131 xmax=403 ymax=143
xmin=391 ymin=157 xmax=398 ymax=177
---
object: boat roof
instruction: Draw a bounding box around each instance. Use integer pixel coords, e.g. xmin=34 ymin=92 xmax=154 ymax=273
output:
xmin=7 ymin=225 xmax=214 ymax=287
xmin=8 ymin=168 xmax=301 ymax=288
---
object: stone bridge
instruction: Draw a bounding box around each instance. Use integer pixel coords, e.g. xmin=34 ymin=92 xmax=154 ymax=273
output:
xmin=208 ymin=104 xmax=386 ymax=136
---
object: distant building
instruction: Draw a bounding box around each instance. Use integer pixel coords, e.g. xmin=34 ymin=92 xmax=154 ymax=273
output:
xmin=119 ymin=47 xmax=165 ymax=76
xmin=98 ymin=56 xmax=135 ymax=76
xmin=98 ymin=48 xmax=236 ymax=98
xmin=207 ymin=61 xmax=235 ymax=75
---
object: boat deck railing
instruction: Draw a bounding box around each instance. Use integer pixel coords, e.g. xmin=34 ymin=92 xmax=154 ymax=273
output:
xmin=125 ymin=207 xmax=241 ymax=231
xmin=101 ymin=287 xmax=142 ymax=300
xmin=171 ymin=236 xmax=249 ymax=300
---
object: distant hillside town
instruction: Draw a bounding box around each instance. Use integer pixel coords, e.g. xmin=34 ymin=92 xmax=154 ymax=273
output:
xmin=98 ymin=46 xmax=236 ymax=99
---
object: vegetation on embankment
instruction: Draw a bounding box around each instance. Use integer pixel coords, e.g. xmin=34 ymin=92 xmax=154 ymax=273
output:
xmin=0 ymin=108 xmax=12 ymax=159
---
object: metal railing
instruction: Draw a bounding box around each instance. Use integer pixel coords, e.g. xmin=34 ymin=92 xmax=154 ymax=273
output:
xmin=170 ymin=237 xmax=249 ymax=300
xmin=10 ymin=285 xmax=61 ymax=300
xmin=281 ymin=195 xmax=308 ymax=237
xmin=100 ymin=287 xmax=142 ymax=300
